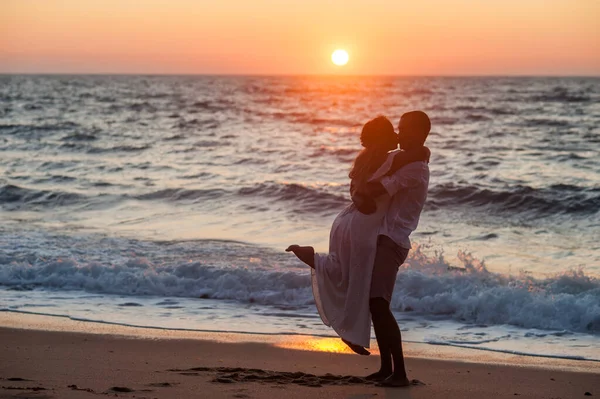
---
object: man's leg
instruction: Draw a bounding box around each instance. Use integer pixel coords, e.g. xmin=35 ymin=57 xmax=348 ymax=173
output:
xmin=365 ymin=297 xmax=393 ymax=380
xmin=374 ymin=297 xmax=410 ymax=387
xmin=366 ymin=236 xmax=410 ymax=384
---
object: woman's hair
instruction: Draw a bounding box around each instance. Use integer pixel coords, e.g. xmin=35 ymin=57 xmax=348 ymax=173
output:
xmin=349 ymin=116 xmax=396 ymax=191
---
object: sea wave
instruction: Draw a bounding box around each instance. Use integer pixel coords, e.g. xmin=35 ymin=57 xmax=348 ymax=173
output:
xmin=237 ymin=182 xmax=348 ymax=212
xmin=0 ymin=180 xmax=348 ymax=214
xmin=2 ymin=179 xmax=598 ymax=218
xmin=0 ymin=121 xmax=81 ymax=139
xmin=428 ymin=183 xmax=600 ymax=217
xmin=531 ymin=87 xmax=592 ymax=103
xmin=393 ymin=249 xmax=600 ymax=333
xmin=1 ymin=246 xmax=598 ymax=334
xmin=135 ymin=188 xmax=227 ymax=201
xmin=0 ymin=183 xmax=84 ymax=210
xmin=87 ymin=144 xmax=153 ymax=154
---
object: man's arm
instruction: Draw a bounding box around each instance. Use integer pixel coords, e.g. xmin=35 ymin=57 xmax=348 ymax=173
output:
xmin=360 ymin=163 xmax=424 ymax=199
xmin=385 ymin=146 xmax=430 ymax=177
xmin=358 ymin=146 xmax=429 ymax=199
xmin=352 ymin=167 xmax=421 ymax=214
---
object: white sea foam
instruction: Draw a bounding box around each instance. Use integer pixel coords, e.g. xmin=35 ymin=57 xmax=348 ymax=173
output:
xmin=391 ymin=247 xmax=600 ymax=333
xmin=1 ymin=243 xmax=598 ymax=334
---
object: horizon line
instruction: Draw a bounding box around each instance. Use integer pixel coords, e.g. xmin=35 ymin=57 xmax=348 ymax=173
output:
xmin=0 ymin=72 xmax=599 ymax=79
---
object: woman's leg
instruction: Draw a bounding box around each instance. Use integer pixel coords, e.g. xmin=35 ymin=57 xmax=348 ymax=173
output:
xmin=341 ymin=338 xmax=370 ymax=356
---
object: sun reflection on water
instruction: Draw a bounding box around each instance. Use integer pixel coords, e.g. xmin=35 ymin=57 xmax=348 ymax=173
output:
xmin=276 ymin=337 xmax=379 ymax=355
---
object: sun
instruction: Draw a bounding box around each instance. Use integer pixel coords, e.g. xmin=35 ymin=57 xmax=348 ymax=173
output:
xmin=331 ymin=49 xmax=349 ymax=66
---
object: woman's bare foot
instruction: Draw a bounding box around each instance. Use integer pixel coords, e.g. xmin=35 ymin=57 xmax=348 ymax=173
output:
xmin=341 ymin=338 xmax=370 ymax=356
xmin=285 ymin=245 xmax=315 ymax=268
xmin=365 ymin=369 xmax=393 ymax=381
xmin=377 ymin=374 xmax=411 ymax=387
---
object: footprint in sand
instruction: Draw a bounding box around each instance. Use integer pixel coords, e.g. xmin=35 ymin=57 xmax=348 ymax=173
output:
xmin=168 ymin=366 xmax=426 ymax=389
xmin=108 ymin=386 xmax=135 ymax=393
xmin=148 ymin=382 xmax=179 ymax=387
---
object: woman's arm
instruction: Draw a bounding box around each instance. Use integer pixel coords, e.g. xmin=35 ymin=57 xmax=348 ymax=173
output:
xmin=351 ymin=179 xmax=378 ymax=214
xmin=358 ymin=146 xmax=430 ymax=199
xmin=385 ymin=146 xmax=430 ymax=177
xmin=351 ymin=192 xmax=377 ymax=215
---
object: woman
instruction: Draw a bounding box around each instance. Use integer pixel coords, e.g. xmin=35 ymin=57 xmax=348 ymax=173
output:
xmin=287 ymin=116 xmax=429 ymax=352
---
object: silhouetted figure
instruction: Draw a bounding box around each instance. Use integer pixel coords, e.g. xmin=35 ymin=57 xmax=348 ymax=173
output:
xmin=287 ymin=112 xmax=431 ymax=387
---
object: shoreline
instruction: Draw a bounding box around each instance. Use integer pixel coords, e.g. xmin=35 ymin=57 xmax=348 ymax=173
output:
xmin=2 ymin=311 xmax=599 ymax=374
xmin=1 ymin=323 xmax=599 ymax=398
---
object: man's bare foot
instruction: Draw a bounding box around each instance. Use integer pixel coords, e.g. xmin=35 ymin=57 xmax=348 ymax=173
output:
xmin=341 ymin=338 xmax=370 ymax=356
xmin=365 ymin=369 xmax=393 ymax=381
xmin=377 ymin=374 xmax=411 ymax=387
xmin=285 ymin=245 xmax=315 ymax=268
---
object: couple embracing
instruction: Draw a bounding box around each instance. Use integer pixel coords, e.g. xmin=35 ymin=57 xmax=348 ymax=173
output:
xmin=287 ymin=111 xmax=431 ymax=387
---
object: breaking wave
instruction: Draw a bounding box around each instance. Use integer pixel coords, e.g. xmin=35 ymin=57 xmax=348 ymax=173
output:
xmin=1 ymin=245 xmax=598 ymax=334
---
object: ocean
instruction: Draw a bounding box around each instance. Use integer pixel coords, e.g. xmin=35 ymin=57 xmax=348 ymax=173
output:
xmin=0 ymin=75 xmax=599 ymax=362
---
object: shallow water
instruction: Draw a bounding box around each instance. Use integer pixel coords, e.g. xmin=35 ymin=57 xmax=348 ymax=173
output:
xmin=1 ymin=75 xmax=599 ymax=361
xmin=2 ymin=289 xmax=598 ymax=362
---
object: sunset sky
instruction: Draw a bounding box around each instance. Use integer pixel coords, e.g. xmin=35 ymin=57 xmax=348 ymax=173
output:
xmin=1 ymin=0 xmax=599 ymax=75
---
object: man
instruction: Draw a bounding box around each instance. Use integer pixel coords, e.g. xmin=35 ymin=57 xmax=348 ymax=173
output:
xmin=354 ymin=110 xmax=431 ymax=387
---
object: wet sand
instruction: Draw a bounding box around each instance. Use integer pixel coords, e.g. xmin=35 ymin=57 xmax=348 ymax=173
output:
xmin=1 ymin=323 xmax=599 ymax=399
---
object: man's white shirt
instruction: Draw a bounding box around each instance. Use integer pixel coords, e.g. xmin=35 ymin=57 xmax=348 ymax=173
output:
xmin=369 ymin=154 xmax=430 ymax=249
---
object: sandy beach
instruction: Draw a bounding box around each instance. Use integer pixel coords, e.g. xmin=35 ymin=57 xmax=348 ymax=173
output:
xmin=1 ymin=314 xmax=598 ymax=399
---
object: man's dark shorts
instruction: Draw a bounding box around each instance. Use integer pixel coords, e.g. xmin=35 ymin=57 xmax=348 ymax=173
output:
xmin=370 ymin=235 xmax=409 ymax=303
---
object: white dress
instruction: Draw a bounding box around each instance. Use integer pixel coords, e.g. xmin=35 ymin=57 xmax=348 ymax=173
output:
xmin=312 ymin=153 xmax=395 ymax=348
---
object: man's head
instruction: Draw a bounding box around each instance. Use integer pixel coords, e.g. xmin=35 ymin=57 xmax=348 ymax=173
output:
xmin=398 ymin=111 xmax=430 ymax=150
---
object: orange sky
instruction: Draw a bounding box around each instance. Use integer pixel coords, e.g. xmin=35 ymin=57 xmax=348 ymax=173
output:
xmin=1 ymin=0 xmax=599 ymax=75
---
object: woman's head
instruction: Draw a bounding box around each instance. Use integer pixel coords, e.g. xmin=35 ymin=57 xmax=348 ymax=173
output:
xmin=360 ymin=115 xmax=397 ymax=152
xmin=350 ymin=116 xmax=397 ymax=184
